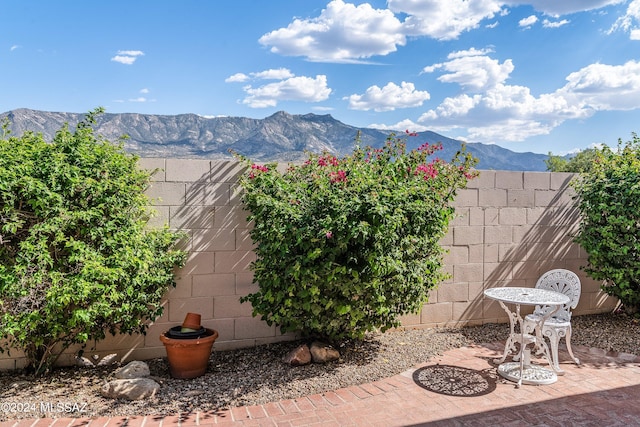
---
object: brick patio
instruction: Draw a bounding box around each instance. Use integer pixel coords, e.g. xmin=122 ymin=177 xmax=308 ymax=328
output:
xmin=2 ymin=341 xmax=639 ymax=426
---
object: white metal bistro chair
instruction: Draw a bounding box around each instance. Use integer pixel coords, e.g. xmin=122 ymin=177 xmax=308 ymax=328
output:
xmin=524 ymin=269 xmax=581 ymax=374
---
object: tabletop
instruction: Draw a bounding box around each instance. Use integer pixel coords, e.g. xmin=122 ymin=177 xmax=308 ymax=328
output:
xmin=484 ymin=287 xmax=570 ymax=306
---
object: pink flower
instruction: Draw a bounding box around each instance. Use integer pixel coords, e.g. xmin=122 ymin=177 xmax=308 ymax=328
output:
xmin=329 ymin=170 xmax=347 ymax=183
xmin=251 ymin=164 xmax=269 ymax=172
xmin=415 ymin=163 xmax=438 ymax=180
xmin=325 ymin=231 xmax=333 ymax=239
xmin=318 ymin=155 xmax=340 ymax=167
xmin=248 ymin=163 xmax=268 ymax=179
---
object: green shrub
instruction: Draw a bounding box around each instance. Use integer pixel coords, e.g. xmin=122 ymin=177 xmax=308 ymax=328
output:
xmin=572 ymin=133 xmax=640 ymax=314
xmin=237 ymin=132 xmax=477 ymax=342
xmin=545 ymin=148 xmax=599 ymax=173
xmin=0 ymin=108 xmax=186 ymax=374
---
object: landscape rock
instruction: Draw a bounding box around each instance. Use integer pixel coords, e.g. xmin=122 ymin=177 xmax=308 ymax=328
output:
xmin=100 ymin=378 xmax=160 ymax=400
xmin=75 ymin=356 xmax=95 ymax=368
xmin=282 ymin=344 xmax=312 ymax=366
xmin=96 ymin=354 xmax=119 ymax=366
xmin=310 ymin=341 xmax=340 ymax=363
xmin=115 ymin=361 xmax=150 ymax=379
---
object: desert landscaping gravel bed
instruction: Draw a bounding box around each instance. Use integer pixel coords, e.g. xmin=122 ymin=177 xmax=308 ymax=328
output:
xmin=1 ymin=312 xmax=638 ymax=420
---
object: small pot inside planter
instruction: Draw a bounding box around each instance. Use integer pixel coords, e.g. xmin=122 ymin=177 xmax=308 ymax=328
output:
xmin=166 ymin=325 xmax=208 ymax=339
xmin=181 ymin=312 xmax=201 ymax=331
xmin=159 ymin=313 xmax=219 ymax=379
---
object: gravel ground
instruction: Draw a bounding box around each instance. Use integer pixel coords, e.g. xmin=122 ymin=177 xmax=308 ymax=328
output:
xmin=1 ymin=312 xmax=639 ymax=420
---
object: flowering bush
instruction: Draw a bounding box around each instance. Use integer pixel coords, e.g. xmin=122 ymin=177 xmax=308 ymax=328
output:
xmin=237 ymin=132 xmax=477 ymax=341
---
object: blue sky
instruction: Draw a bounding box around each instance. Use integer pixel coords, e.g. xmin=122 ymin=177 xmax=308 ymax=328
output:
xmin=2 ymin=0 xmax=640 ymax=154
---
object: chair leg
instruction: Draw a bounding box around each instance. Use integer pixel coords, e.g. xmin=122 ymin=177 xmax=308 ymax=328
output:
xmin=564 ymin=326 xmax=580 ymax=365
xmin=546 ymin=329 xmax=564 ymax=375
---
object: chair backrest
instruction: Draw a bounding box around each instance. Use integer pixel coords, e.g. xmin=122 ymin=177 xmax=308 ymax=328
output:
xmin=533 ymin=269 xmax=581 ymax=322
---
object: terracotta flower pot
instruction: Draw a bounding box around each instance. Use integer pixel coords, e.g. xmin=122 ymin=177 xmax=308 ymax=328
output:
xmin=181 ymin=312 xmax=202 ymax=331
xmin=160 ymin=328 xmax=219 ymax=379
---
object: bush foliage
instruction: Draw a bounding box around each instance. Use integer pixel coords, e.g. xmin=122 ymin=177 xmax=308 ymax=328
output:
xmin=237 ymin=132 xmax=477 ymax=342
xmin=0 ymin=109 xmax=186 ymax=374
xmin=545 ymin=148 xmax=599 ymax=173
xmin=572 ymin=133 xmax=640 ymax=314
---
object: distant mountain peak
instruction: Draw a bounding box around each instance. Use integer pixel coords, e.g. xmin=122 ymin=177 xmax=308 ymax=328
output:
xmin=0 ymin=108 xmax=550 ymax=170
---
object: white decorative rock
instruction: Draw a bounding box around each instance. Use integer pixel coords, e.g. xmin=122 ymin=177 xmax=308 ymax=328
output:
xmin=115 ymin=361 xmax=150 ymax=379
xmin=100 ymin=378 xmax=160 ymax=400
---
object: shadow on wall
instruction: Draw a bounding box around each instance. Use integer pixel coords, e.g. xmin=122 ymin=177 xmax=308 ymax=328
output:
xmin=159 ymin=160 xmax=276 ymax=348
xmin=463 ymin=173 xmax=616 ymax=324
xmin=169 ymin=160 xmax=253 ymax=273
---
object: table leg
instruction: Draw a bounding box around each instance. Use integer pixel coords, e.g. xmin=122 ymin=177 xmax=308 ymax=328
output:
xmin=493 ymin=300 xmax=519 ymax=364
xmin=516 ymin=304 xmax=525 ymax=388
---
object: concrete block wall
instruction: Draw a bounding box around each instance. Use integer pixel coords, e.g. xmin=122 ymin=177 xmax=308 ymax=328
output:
xmin=0 ymin=160 xmax=618 ymax=370
xmin=410 ymin=170 xmax=617 ymax=330
xmin=137 ymin=158 xmax=298 ymax=361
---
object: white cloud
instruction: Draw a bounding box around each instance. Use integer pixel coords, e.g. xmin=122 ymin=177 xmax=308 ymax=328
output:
xmin=140 ymin=88 xmax=150 ymax=94
xmin=228 ymin=69 xmax=333 ymax=108
xmin=225 ymin=73 xmax=249 ymax=83
xmin=226 ymin=69 xmax=295 ymax=83
xmin=417 ymin=87 xmax=565 ymax=142
xmin=519 ymin=15 xmax=539 ymax=28
xmin=608 ymin=0 xmax=640 ymax=39
xmin=258 ymin=0 xmax=405 ymax=62
xmin=419 ymin=94 xmax=482 ymax=122
xmin=447 ymin=47 xmax=495 ymax=59
xmin=198 ymin=114 xmax=229 ymax=119
xmin=241 ymin=75 xmax=332 ymax=108
xmin=423 ymin=50 xmax=514 ymax=91
xmin=368 ymin=118 xmax=429 ymax=133
xmin=559 ymin=60 xmax=640 ymax=110
xmin=542 ymin=19 xmax=570 ymax=28
xmin=111 ymin=50 xmax=144 ymax=65
xmin=390 ymin=0 xmax=504 ymax=41
xmin=506 ymin=0 xmax=625 ymax=16
xmin=10 ymin=45 xmax=20 ymax=51
xmin=257 ymin=0 xmax=626 ymax=64
xmin=413 ymin=55 xmax=640 ymax=143
xmin=117 ymin=50 xmax=144 ymax=56
xmin=129 ymin=97 xmax=147 ymax=103
xmin=256 ymin=0 xmax=626 ymax=65
xmin=411 ymin=47 xmax=591 ymax=141
xmin=467 ymin=119 xmax=554 ymax=141
xmin=416 ymin=80 xmax=593 ymax=142
xmin=252 ymin=68 xmax=295 ymax=80
xmin=344 ymin=81 xmax=430 ymax=112
xmin=111 ymin=55 xmax=137 ymax=65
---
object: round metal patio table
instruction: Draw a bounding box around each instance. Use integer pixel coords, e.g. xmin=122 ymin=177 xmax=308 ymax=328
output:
xmin=484 ymin=287 xmax=570 ymax=388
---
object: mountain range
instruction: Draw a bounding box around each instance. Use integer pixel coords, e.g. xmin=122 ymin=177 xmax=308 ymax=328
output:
xmin=1 ymin=108 xmax=552 ymax=171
